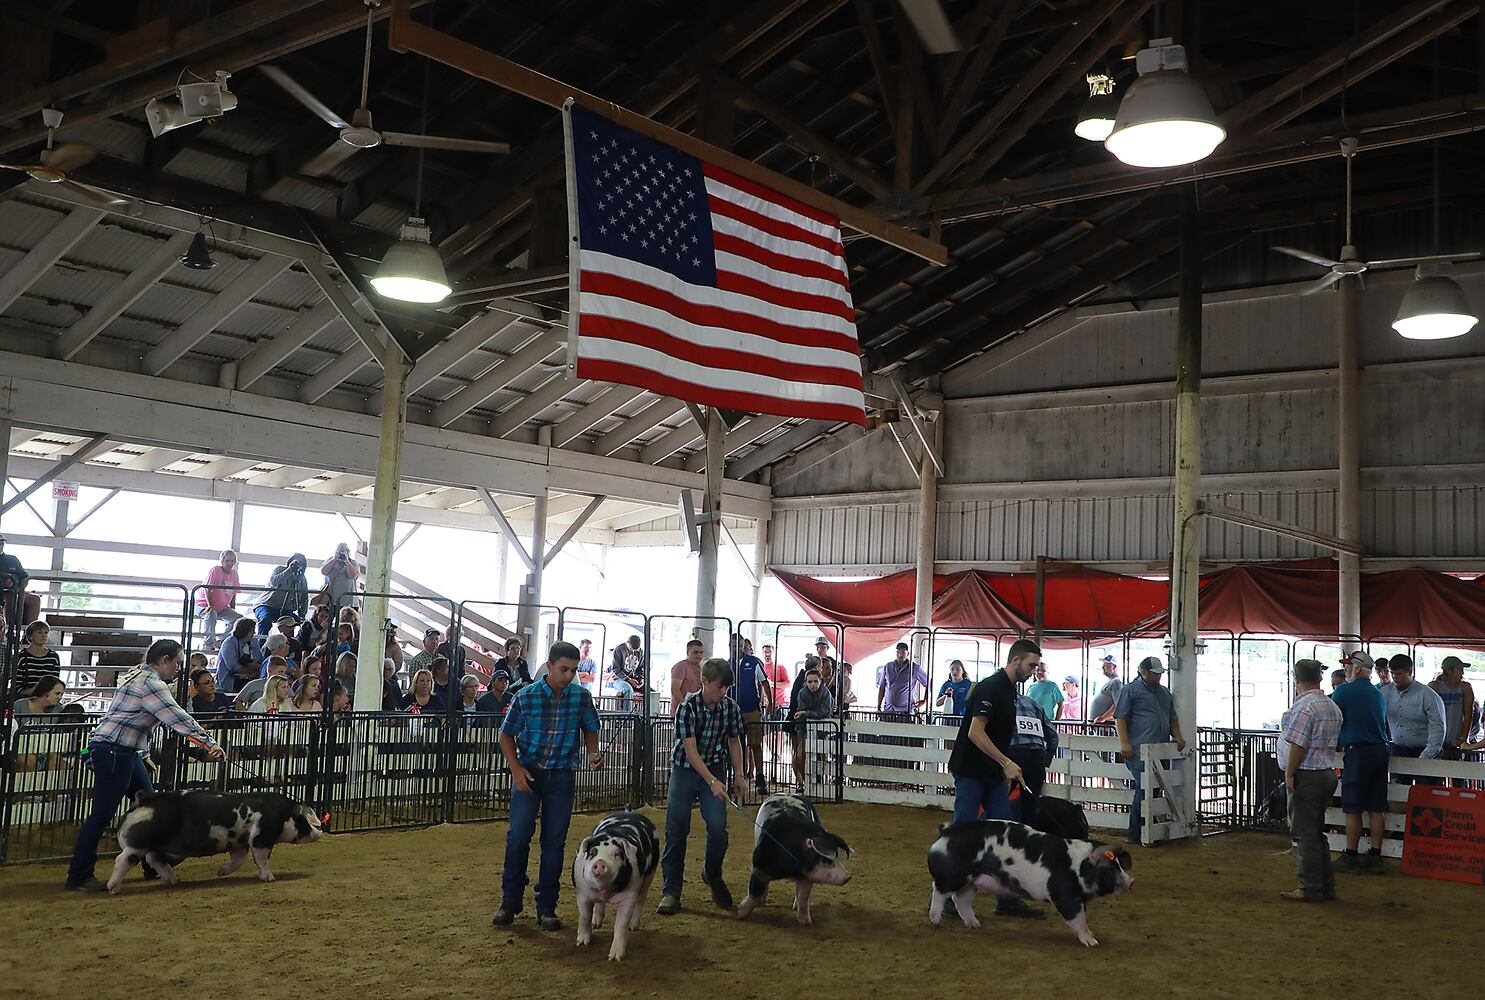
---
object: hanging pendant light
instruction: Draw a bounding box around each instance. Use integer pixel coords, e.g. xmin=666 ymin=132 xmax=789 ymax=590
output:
xmin=1393 ymin=263 xmax=1477 ymax=340
xmin=178 ymin=230 xmax=217 ymax=270
xmin=1105 ymin=39 xmax=1224 ymax=168
xmin=1075 ymin=73 xmax=1119 ymax=142
xmin=371 ymin=216 xmax=451 ymax=303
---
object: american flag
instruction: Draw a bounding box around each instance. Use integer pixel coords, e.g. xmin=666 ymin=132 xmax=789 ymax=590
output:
xmin=563 ymin=104 xmax=867 ymax=426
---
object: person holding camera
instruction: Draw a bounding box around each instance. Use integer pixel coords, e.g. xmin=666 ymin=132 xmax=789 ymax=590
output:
xmin=321 ymin=543 xmax=360 ymax=611
xmin=254 ymin=553 xmax=308 ymax=635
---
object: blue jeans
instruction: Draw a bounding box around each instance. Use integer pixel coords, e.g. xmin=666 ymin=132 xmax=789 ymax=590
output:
xmin=952 ymin=774 xmax=1012 ymax=824
xmin=1126 ymin=761 xmax=1144 ymax=841
xmin=662 ymin=766 xmax=730 ymax=897
xmin=253 ymin=606 xmax=278 ymax=635
xmin=66 ymin=743 xmax=153 ymax=887
xmin=501 ymin=766 xmax=575 ymax=913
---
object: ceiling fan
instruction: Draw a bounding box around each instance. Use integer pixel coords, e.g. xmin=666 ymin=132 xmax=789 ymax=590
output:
xmin=896 ymin=0 xmax=960 ymax=54
xmin=259 ymin=0 xmax=510 ymax=156
xmin=0 ymin=108 xmax=126 ymax=207
xmin=1272 ymin=137 xmax=1478 ymax=295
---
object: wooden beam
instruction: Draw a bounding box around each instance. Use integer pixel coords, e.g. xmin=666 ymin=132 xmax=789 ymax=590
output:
xmin=682 ymin=414 xmax=791 ymax=472
xmin=933 ymin=0 xmax=1014 ymax=156
xmin=142 ymin=254 xmax=292 ymax=375
xmin=477 ymin=487 xmax=535 ymax=570
xmin=852 ymin=0 xmax=896 ymax=133
xmin=726 ymin=418 xmax=837 ymax=479
xmin=592 ymin=397 xmax=687 ymax=456
xmin=0 ymin=207 xmax=103 ymax=313
xmin=551 ymin=385 xmax=647 ymax=448
xmin=431 ymin=329 xmax=566 ymax=428
xmin=387 ymin=1 xmax=947 ymax=266
xmin=1203 ymin=503 xmax=1362 ymax=557
xmin=5 ymin=4 xmax=111 ymax=47
xmin=544 ymin=494 xmax=606 ymax=567
xmin=0 ymin=434 xmax=111 ymax=514
xmin=487 ymin=374 xmax=570 ymax=438
xmin=235 ymin=300 xmax=341 ymax=389
xmin=53 ymin=230 xmax=191 ymax=361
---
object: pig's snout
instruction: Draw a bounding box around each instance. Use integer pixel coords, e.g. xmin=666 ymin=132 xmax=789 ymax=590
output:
xmin=815 ymin=865 xmax=851 ymax=887
xmin=590 ymin=859 xmax=610 ymax=880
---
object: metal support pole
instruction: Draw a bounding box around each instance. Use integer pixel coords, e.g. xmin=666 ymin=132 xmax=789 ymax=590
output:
xmin=1169 ymin=184 xmax=1202 ymax=829
xmin=913 ymin=418 xmax=939 ymax=630
xmin=519 ymin=427 xmax=551 ymax=646
xmin=50 ymin=497 xmax=69 ymax=601
xmin=229 ymin=500 xmax=245 ymax=553
xmin=750 ymin=516 xmax=769 ymax=640
xmin=0 ymin=419 xmax=11 ymax=526
xmin=695 ymin=408 xmax=724 ymax=633
xmin=1337 ymin=273 xmax=1362 ymax=649
xmin=495 ymin=533 xmax=510 ymax=604
xmin=355 ymin=347 xmax=408 ymax=712
xmin=1033 ymin=556 xmax=1047 ymax=647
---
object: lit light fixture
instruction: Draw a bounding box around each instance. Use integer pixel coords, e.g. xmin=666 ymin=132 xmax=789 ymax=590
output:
xmin=1075 ymin=73 xmax=1118 ymax=142
xmin=371 ymin=217 xmax=451 ymax=303
xmin=1392 ymin=262 xmax=1478 ymax=340
xmin=1104 ymin=39 xmax=1224 ymax=168
xmin=179 ymin=231 xmax=217 ymax=270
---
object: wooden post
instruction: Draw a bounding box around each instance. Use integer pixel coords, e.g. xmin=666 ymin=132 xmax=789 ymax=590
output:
xmin=354 ymin=346 xmax=408 ymax=712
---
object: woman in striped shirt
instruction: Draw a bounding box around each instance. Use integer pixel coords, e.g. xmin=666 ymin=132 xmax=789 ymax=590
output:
xmin=14 ymin=620 xmax=61 ymax=696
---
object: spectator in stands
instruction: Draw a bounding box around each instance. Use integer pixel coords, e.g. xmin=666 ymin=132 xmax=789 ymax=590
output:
xmin=457 ymin=674 xmax=484 ymax=717
xmin=0 ymin=534 xmax=31 ymax=629
xmin=1332 ymin=650 xmax=1389 ymax=873
xmin=297 ymin=605 xmax=331 ymax=659
xmin=760 ymin=642 xmax=789 ymax=717
xmin=299 ymin=654 xmax=323 ymax=687
xmin=839 ymin=661 xmax=857 ymax=710
xmin=604 ymin=665 xmax=636 ymax=714
xmin=236 ymin=656 xmax=290 ymax=711
xmin=733 ymin=635 xmax=768 ymax=795
xmin=274 ymin=614 xmax=303 ymax=659
xmin=430 ymin=656 xmax=453 ymax=702
xmin=340 ymin=606 xmax=360 ymax=628
xmin=813 ymin=638 xmax=837 ymax=678
xmin=402 ymin=668 xmax=445 ymax=713
xmin=1430 ymin=656 xmax=1477 ymax=759
xmin=250 ymin=676 xmax=293 ymax=714
xmin=789 ymin=667 xmax=834 ymax=792
xmin=1330 ymin=668 xmax=1347 ymax=694
xmin=378 ymin=657 xmax=401 ymax=710
xmin=1385 ymin=654 xmax=1446 ymax=769
xmin=1114 ymin=656 xmax=1187 ymax=844
xmin=13 ymin=620 xmax=62 ymax=696
xmin=216 ymin=617 xmax=259 ymax=694
xmin=188 ymin=669 xmax=233 ymax=715
xmin=1375 ymin=656 xmax=1393 ymax=689
xmin=321 ymin=543 xmax=360 ymax=611
xmin=329 ymin=679 xmax=351 ymax=713
xmin=671 ymin=639 xmax=705 ymax=715
xmin=331 ymin=622 xmax=355 ymax=657
xmin=408 ymin=628 xmax=440 ymax=673
xmin=291 ymin=673 xmax=322 ymax=713
xmin=1089 ymin=655 xmax=1123 ymax=724
xmin=196 ymin=549 xmax=242 ymax=645
xmin=576 ymin=639 xmax=597 ymax=688
xmin=383 ymin=619 xmax=403 ymax=671
xmin=877 ymin=642 xmax=928 ymax=720
xmin=1061 ymin=675 xmax=1083 ymax=721
xmin=493 ymin=637 xmax=533 ymax=686
xmin=437 ymin=634 xmax=467 ymax=677
xmin=935 ymin=660 xmax=972 ymax=721
xmin=334 ymin=652 xmax=357 ymax=700
xmin=612 ymin=634 xmax=645 ymax=691
xmin=14 ymin=674 xmax=65 ymax=718
xmin=262 ymin=632 xmax=295 ymax=677
xmin=479 ymin=669 xmax=515 ymax=718
xmin=1027 ymin=662 xmax=1064 ymax=720
xmin=1280 ymin=659 xmax=1343 ymax=903
xmin=254 ymin=552 xmax=309 ymax=634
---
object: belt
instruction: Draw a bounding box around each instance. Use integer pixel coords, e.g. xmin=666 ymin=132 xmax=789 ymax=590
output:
xmin=1342 ymin=742 xmax=1385 ymax=749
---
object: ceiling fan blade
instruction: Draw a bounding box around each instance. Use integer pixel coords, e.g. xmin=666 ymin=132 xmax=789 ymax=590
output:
xmin=0 ymin=161 xmax=34 ymax=173
xmin=1366 ymin=251 xmax=1484 ymax=269
xmin=58 ymin=178 xmax=126 ymax=206
xmin=1300 ymin=271 xmax=1342 ymax=296
xmin=1272 ymin=245 xmax=1340 ymax=269
xmin=380 ymin=132 xmax=511 ymax=154
xmin=896 ymin=0 xmax=960 ymax=53
xmin=259 ymin=65 xmax=350 ymax=130
xmin=44 ymin=142 xmax=95 ymax=174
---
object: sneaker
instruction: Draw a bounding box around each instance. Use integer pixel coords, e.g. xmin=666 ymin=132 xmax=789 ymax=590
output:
xmin=657 ymin=895 xmax=681 ymax=916
xmin=1279 ymin=889 xmax=1324 ymax=903
xmin=707 ymin=876 xmax=735 ymax=911
xmin=1334 ymin=852 xmax=1363 ymax=874
xmin=535 ymin=912 xmax=563 ymax=931
xmin=64 ymin=877 xmax=108 ymax=892
xmin=1363 ymin=853 xmax=1385 ymax=874
xmin=490 ymin=900 xmax=521 ymax=926
xmin=994 ymin=898 xmax=1045 ymax=919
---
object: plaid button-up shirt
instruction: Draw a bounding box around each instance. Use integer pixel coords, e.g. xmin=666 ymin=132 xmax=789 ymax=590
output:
xmin=499 ymin=678 xmax=600 ymax=770
xmin=1281 ymin=690 xmax=1343 ymax=770
xmin=91 ymin=666 xmax=218 ymax=753
xmin=672 ymin=690 xmax=743 ymax=770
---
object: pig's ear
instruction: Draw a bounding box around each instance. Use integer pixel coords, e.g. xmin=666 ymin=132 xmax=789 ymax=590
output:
xmin=804 ymin=837 xmax=817 ymax=854
xmin=578 ymin=837 xmax=594 ymax=856
xmin=1115 ymin=849 xmax=1132 ymax=871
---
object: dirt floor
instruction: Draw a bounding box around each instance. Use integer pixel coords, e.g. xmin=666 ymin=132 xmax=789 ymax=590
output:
xmin=1 ymin=802 xmax=1476 ymax=1000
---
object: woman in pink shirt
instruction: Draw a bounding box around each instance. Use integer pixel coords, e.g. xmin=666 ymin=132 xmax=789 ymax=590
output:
xmin=196 ymin=550 xmax=242 ymax=645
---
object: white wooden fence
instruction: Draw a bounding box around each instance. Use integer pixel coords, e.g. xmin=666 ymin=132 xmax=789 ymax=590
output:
xmin=840 ymin=718 xmax=1196 ymax=845
xmin=1323 ymin=754 xmax=1485 ymax=859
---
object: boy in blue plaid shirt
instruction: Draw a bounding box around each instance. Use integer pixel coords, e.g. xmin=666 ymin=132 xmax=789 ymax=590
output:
xmin=658 ymin=657 xmax=746 ymax=916
xmin=492 ymin=641 xmax=601 ymax=931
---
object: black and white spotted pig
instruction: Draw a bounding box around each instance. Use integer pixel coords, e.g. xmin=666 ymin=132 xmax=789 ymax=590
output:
xmin=572 ymin=811 xmax=659 ymax=961
xmin=735 ymin=793 xmax=851 ymax=926
xmin=107 ymin=790 xmax=324 ymax=893
xmin=927 ymin=819 xmax=1132 ymax=947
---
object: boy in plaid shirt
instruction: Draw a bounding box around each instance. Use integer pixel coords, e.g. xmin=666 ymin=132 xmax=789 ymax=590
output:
xmin=492 ymin=641 xmax=601 ymax=931
xmin=658 ymin=657 xmax=746 ymax=916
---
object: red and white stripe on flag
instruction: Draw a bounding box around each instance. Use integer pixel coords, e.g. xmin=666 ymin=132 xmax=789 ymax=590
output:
xmin=563 ymin=103 xmax=867 ymax=426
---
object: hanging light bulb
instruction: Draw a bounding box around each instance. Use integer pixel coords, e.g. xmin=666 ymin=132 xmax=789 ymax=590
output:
xmin=1105 ymin=39 xmax=1225 ymax=168
xmin=1075 ymin=73 xmax=1119 ymax=142
xmin=1392 ymin=263 xmax=1478 ymax=340
xmin=178 ymin=230 xmax=217 ymax=270
xmin=371 ymin=217 xmax=451 ymax=303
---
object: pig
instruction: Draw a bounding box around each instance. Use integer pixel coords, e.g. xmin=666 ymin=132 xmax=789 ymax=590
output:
xmin=926 ymin=819 xmax=1132 ymax=947
xmin=107 ymin=790 xmax=324 ymax=894
xmin=572 ymin=810 xmax=659 ymax=961
xmin=735 ymin=793 xmax=851 ymax=926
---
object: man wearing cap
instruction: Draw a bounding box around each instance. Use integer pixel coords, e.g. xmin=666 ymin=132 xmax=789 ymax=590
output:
xmin=1061 ymin=675 xmax=1083 ymax=721
xmin=1279 ymin=659 xmax=1343 ymax=902
xmin=1089 ymin=654 xmax=1123 ymax=724
xmin=1429 ymin=656 xmax=1476 ymax=759
xmin=1385 ymin=654 xmax=1446 ymax=775
xmin=408 ymin=628 xmax=441 ymax=674
xmin=478 ymin=669 xmax=515 ymax=720
xmin=877 ymin=641 xmax=928 ymax=719
xmin=813 ymin=637 xmax=837 ymax=678
xmin=1114 ymin=656 xmax=1187 ymax=844
xmin=1331 ymin=649 xmax=1389 ymax=873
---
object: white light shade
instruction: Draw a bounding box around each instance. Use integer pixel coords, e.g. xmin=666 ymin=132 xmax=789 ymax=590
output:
xmin=1075 ymin=93 xmax=1119 ymax=141
xmin=1104 ymin=70 xmax=1225 ymax=168
xmin=1392 ymin=275 xmax=1478 ymax=340
xmin=371 ymin=218 xmax=451 ymax=303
